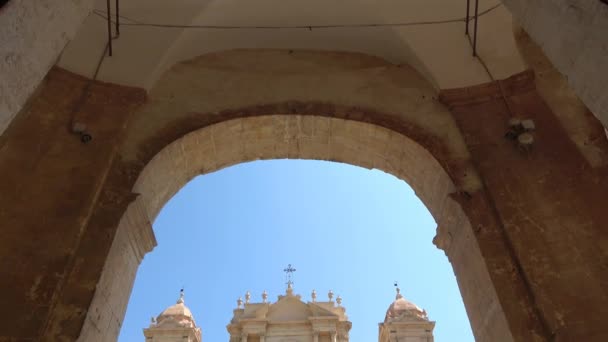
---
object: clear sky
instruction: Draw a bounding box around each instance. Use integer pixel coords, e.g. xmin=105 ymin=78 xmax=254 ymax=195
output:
xmin=118 ymin=159 xmax=473 ymax=341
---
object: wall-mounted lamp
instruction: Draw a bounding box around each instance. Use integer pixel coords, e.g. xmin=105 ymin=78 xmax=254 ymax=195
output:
xmin=72 ymin=122 xmax=93 ymax=144
xmin=506 ymin=117 xmax=535 ymax=151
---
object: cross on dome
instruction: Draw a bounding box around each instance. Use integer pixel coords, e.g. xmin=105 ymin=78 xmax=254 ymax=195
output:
xmin=283 ymin=264 xmax=296 ymax=287
xmin=283 ymin=264 xmax=297 ymax=295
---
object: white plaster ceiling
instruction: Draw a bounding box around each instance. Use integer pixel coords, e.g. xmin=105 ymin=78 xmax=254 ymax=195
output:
xmin=57 ymin=0 xmax=526 ymax=90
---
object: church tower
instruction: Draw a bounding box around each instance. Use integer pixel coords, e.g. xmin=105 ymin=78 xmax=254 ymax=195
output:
xmin=144 ymin=290 xmax=203 ymax=342
xmin=378 ymin=287 xmax=435 ymax=342
xmin=227 ymin=283 xmax=352 ymax=342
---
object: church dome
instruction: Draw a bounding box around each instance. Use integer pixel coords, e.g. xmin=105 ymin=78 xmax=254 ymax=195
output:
xmin=154 ymin=291 xmax=197 ymax=328
xmin=384 ymin=288 xmax=428 ymax=322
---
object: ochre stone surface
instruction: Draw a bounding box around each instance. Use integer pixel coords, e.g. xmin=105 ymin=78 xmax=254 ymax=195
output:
xmin=512 ymin=27 xmax=608 ymax=169
xmin=447 ymin=189 xmax=547 ymax=341
xmin=0 ymin=68 xmax=145 ymax=340
xmin=441 ymin=72 xmax=608 ymax=341
xmin=77 ymin=198 xmax=156 ymax=342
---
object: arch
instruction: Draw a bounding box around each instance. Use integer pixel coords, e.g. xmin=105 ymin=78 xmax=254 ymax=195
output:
xmin=118 ymin=49 xmax=477 ymax=187
xmin=137 ymin=115 xmax=451 ymax=223
xmin=78 ymin=115 xmax=513 ymax=342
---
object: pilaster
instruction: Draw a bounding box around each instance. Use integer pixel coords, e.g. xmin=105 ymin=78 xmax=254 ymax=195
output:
xmin=77 ymin=198 xmax=157 ymax=342
xmin=441 ymin=69 xmax=608 ymax=341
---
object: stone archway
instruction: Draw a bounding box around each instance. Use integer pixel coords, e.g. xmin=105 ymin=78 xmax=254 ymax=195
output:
xmin=27 ymin=49 xmax=558 ymax=342
xmin=78 ymin=115 xmax=514 ymax=342
xmin=8 ymin=45 xmax=607 ymax=342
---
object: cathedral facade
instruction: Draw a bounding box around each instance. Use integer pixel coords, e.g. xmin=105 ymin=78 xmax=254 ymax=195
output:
xmin=144 ymin=286 xmax=434 ymax=342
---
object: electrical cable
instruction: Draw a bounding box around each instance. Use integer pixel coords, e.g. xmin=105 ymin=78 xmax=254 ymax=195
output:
xmin=465 ymin=32 xmax=495 ymax=81
xmin=93 ymin=9 xmax=142 ymax=24
xmin=89 ymin=3 xmax=509 ymax=119
xmin=463 ymin=12 xmax=519 ymax=120
xmin=90 ymin=1 xmax=502 ymax=86
xmin=91 ymin=3 xmax=502 ymax=30
xmin=463 ymin=10 xmax=555 ymax=338
xmin=463 ymin=19 xmax=557 ymax=341
xmin=90 ymin=2 xmax=508 ymax=115
xmin=69 ymin=37 xmax=112 ymax=142
xmin=89 ymin=2 xmax=506 ymax=117
xmin=466 ymin=25 xmax=517 ymax=121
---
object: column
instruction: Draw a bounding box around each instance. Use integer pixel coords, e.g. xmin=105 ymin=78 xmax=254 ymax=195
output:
xmin=259 ymin=335 xmax=265 ymax=342
xmin=331 ymin=332 xmax=337 ymax=342
xmin=313 ymin=332 xmax=319 ymax=342
xmin=241 ymin=333 xmax=248 ymax=342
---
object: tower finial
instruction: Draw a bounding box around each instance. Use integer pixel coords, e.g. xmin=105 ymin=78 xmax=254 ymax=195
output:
xmin=245 ymin=291 xmax=251 ymax=304
xmin=394 ymin=281 xmax=402 ymax=299
xmin=177 ymin=288 xmax=185 ymax=304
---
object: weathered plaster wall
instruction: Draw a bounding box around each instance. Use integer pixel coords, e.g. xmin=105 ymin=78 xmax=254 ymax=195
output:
xmin=441 ymin=71 xmax=608 ymax=341
xmin=502 ymin=0 xmax=608 ymax=128
xmin=0 ymin=68 xmax=145 ymax=340
xmin=0 ymin=0 xmax=93 ymax=134
xmin=513 ymin=26 xmax=608 ymax=168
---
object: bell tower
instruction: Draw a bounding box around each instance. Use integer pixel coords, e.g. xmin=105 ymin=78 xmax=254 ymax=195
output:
xmin=378 ymin=287 xmax=435 ymax=342
xmin=144 ymin=290 xmax=203 ymax=342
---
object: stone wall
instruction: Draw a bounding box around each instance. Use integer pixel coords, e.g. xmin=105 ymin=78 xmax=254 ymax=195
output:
xmin=77 ymin=198 xmax=156 ymax=342
xmin=0 ymin=0 xmax=93 ymax=134
xmin=0 ymin=68 xmax=145 ymax=340
xmin=502 ymin=0 xmax=608 ymax=128
xmin=512 ymin=27 xmax=608 ymax=168
xmin=441 ymin=71 xmax=608 ymax=341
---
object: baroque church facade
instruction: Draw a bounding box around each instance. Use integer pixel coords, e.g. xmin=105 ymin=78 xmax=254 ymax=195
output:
xmin=144 ymin=286 xmax=434 ymax=342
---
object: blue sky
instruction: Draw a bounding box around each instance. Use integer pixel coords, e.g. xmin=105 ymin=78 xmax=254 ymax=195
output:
xmin=118 ymin=160 xmax=473 ymax=341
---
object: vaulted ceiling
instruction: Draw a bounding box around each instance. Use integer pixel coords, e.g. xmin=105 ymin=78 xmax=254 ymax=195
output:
xmin=57 ymin=0 xmax=526 ymax=90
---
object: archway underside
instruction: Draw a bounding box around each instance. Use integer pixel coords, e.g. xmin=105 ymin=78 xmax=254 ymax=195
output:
xmin=80 ymin=114 xmax=515 ymax=342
